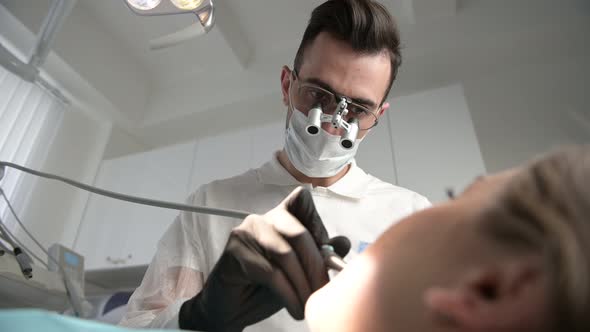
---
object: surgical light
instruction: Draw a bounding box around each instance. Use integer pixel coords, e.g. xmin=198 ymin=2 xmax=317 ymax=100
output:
xmin=170 ymin=0 xmax=203 ymax=10
xmin=123 ymin=0 xmax=215 ymax=50
xmin=124 ymin=0 xmax=212 ymax=16
xmin=126 ymin=0 xmax=162 ymax=11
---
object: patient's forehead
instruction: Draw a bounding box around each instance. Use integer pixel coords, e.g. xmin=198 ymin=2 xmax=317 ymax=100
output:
xmin=367 ymin=167 xmax=524 ymax=260
xmin=460 ymin=168 xmax=522 ymax=203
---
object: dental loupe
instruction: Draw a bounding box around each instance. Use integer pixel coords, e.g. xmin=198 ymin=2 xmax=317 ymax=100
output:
xmin=305 ymin=98 xmax=359 ymax=150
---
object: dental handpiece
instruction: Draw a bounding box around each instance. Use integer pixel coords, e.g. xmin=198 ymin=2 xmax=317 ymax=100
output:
xmin=1 ymin=161 xmax=349 ymax=273
xmin=321 ymin=244 xmax=347 ymax=272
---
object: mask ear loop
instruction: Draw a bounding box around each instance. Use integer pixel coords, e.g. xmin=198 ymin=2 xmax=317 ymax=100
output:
xmin=284 ymin=70 xmax=296 ymax=130
xmin=285 ymin=70 xmax=301 ymax=129
xmin=288 ymin=70 xmax=298 ymax=113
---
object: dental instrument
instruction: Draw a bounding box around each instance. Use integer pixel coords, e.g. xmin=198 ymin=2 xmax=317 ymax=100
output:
xmin=0 ymin=193 xmax=90 ymax=317
xmin=0 ymin=161 xmax=347 ymax=272
xmin=321 ymin=245 xmax=347 ymax=272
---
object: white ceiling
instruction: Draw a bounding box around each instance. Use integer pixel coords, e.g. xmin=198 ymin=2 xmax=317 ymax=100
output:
xmin=84 ymin=0 xmax=244 ymax=89
xmin=1 ymin=0 xmax=589 ymax=149
xmin=81 ymin=0 xmax=420 ymax=91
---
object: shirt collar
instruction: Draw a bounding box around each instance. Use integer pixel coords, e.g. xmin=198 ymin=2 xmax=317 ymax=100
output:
xmin=256 ymin=152 xmax=300 ymax=186
xmin=257 ymin=151 xmax=371 ymax=199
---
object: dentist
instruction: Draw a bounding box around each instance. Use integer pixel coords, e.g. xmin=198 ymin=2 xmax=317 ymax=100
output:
xmin=120 ymin=0 xmax=430 ymax=330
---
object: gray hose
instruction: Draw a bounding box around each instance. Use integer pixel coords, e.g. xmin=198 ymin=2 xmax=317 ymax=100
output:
xmin=0 ymin=161 xmax=251 ymax=220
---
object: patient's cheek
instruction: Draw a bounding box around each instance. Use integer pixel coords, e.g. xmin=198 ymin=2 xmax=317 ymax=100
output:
xmin=305 ymin=254 xmax=381 ymax=332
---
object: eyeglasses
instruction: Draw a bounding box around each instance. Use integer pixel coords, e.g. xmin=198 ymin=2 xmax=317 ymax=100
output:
xmin=291 ymin=71 xmax=379 ymax=130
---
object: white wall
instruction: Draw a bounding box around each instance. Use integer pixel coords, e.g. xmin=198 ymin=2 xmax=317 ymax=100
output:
xmin=463 ymin=55 xmax=590 ymax=173
xmin=136 ymin=91 xmax=287 ymax=148
xmin=18 ymin=108 xmax=110 ymax=258
xmin=388 ymin=84 xmax=486 ymax=202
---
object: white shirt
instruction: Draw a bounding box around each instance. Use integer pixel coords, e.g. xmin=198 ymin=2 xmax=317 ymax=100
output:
xmin=119 ymin=152 xmax=431 ymax=330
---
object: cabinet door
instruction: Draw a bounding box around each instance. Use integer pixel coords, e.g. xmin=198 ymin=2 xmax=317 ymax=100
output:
xmin=121 ymin=141 xmax=196 ymax=267
xmin=188 ymin=129 xmax=253 ymax=193
xmin=388 ymin=84 xmax=486 ymax=203
xmin=75 ymin=141 xmax=195 ymax=270
xmin=75 ymin=156 xmax=140 ymax=270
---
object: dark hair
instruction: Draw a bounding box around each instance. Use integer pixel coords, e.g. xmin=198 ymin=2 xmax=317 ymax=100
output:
xmin=479 ymin=145 xmax=590 ymax=332
xmin=294 ymin=0 xmax=402 ymax=105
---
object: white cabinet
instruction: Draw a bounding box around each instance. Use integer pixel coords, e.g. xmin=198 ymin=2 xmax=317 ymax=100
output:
xmin=76 ymin=124 xmax=285 ymax=271
xmin=75 ymin=141 xmax=195 ymax=270
xmin=188 ymin=122 xmax=284 ymax=193
xmin=388 ymin=84 xmax=487 ymax=202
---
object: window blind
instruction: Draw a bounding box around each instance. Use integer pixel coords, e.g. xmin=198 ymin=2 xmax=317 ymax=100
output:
xmin=0 ymin=64 xmax=64 ymax=233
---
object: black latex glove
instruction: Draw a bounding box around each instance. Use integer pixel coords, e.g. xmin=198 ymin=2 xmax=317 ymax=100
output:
xmin=179 ymin=187 xmax=351 ymax=332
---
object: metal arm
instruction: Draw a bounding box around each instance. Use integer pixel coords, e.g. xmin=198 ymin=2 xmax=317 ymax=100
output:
xmin=29 ymin=0 xmax=77 ymax=68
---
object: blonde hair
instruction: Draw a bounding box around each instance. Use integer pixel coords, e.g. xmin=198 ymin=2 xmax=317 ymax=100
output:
xmin=480 ymin=145 xmax=590 ymax=331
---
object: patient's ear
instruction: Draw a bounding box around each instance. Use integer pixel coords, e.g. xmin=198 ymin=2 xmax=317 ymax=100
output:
xmin=423 ymin=258 xmax=549 ymax=330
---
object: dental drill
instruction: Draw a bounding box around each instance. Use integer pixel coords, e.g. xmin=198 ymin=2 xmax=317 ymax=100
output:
xmin=321 ymin=245 xmax=347 ymax=272
xmin=0 ymin=162 xmax=348 ymax=272
xmin=304 ymin=97 xmax=360 ymax=150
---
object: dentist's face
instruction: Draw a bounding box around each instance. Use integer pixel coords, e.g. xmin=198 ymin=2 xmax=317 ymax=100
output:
xmin=280 ymin=32 xmax=391 ymax=139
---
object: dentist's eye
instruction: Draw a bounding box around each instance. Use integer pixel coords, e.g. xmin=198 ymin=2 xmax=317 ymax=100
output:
xmin=349 ymin=106 xmax=365 ymax=115
xmin=305 ymin=89 xmax=330 ymax=104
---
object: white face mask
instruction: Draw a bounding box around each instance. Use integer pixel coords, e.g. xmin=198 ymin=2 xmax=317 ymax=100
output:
xmin=284 ymin=108 xmax=363 ymax=178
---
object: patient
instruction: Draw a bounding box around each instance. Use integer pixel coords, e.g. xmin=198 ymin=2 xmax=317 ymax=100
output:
xmin=306 ymin=145 xmax=590 ymax=332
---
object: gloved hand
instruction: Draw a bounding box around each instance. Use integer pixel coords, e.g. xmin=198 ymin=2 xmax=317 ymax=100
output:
xmin=178 ymin=187 xmax=350 ymax=332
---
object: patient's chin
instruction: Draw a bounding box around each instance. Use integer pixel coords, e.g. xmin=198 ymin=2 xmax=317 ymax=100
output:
xmin=305 ymin=288 xmax=320 ymax=323
xmin=305 ymin=285 xmax=330 ymax=331
xmin=305 ymin=251 xmax=382 ymax=331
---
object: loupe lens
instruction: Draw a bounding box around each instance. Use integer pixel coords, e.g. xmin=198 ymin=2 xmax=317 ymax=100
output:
xmin=340 ymin=139 xmax=353 ymax=149
xmin=306 ymin=106 xmax=323 ymax=136
xmin=307 ymin=126 xmax=319 ymax=135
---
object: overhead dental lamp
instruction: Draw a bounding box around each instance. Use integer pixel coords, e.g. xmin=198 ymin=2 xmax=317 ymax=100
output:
xmin=124 ymin=0 xmax=215 ymax=50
